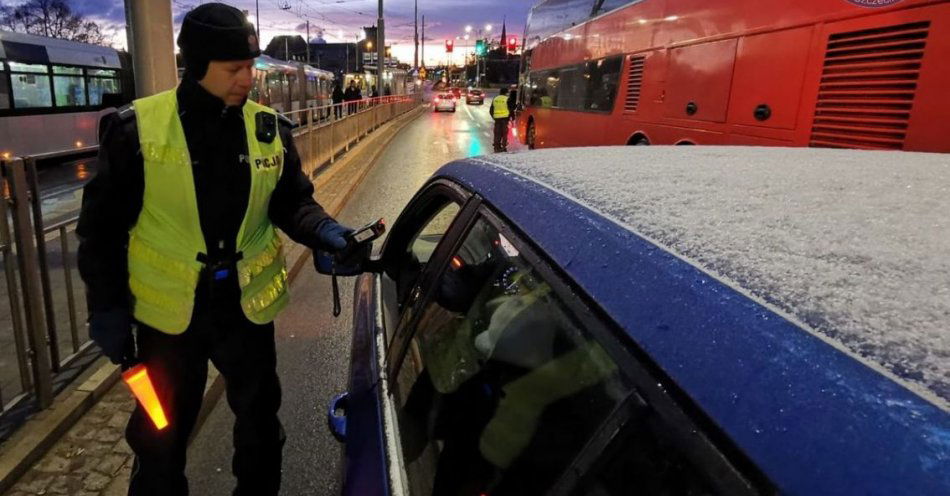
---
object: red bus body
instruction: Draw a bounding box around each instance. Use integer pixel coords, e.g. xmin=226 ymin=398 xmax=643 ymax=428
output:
xmin=517 ymin=0 xmax=950 ymax=152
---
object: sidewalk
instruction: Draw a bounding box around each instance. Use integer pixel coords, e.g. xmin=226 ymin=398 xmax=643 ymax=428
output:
xmin=0 ymin=104 xmax=424 ymax=496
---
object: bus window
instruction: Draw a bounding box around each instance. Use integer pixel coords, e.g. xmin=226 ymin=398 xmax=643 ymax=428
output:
xmin=9 ymin=62 xmax=52 ymax=108
xmin=591 ymin=0 xmax=641 ymax=17
xmin=0 ymin=66 xmax=9 ymax=109
xmin=557 ymin=64 xmax=585 ymax=111
xmin=585 ymin=56 xmax=621 ymax=112
xmin=53 ymin=66 xmax=87 ymax=107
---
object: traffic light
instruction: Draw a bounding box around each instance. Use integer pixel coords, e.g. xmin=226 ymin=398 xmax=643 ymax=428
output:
xmin=507 ymin=36 xmax=518 ymax=54
xmin=475 ymin=39 xmax=487 ymax=56
xmin=445 ymin=39 xmax=454 ymax=53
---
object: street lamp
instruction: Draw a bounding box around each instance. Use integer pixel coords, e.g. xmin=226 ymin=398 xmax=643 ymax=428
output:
xmin=485 ymin=24 xmax=492 ymax=32
xmin=465 ymin=25 xmax=473 ymax=33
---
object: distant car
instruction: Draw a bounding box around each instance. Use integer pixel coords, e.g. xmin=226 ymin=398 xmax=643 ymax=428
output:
xmin=466 ymin=89 xmax=484 ymax=105
xmin=327 ymin=148 xmax=950 ymax=496
xmin=433 ymin=92 xmax=456 ymax=112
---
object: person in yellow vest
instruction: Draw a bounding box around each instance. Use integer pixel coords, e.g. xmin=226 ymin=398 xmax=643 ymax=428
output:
xmin=76 ymin=4 xmax=362 ymax=495
xmin=490 ymin=87 xmax=511 ymax=152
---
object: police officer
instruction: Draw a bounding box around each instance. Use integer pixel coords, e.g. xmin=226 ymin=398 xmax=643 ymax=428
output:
xmin=490 ymin=87 xmax=511 ymax=153
xmin=76 ymin=4 xmax=360 ymax=495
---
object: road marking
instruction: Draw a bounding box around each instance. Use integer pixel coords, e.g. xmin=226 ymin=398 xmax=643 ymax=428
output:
xmin=463 ymin=103 xmax=476 ymax=123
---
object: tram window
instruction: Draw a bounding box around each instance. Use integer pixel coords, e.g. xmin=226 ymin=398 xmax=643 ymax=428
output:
xmin=87 ymin=68 xmax=117 ymax=77
xmin=0 ymin=71 xmax=9 ymax=109
xmin=88 ymin=77 xmax=120 ymax=106
xmin=10 ymin=63 xmax=52 ymax=108
xmin=8 ymin=62 xmax=48 ymax=74
xmin=585 ymin=56 xmax=622 ymax=112
xmin=284 ymin=75 xmax=293 ymax=101
xmin=53 ymin=66 xmax=86 ymax=107
xmin=266 ymin=72 xmax=283 ymax=104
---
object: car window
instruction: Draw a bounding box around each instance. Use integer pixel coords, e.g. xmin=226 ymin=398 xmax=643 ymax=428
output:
xmin=384 ymin=197 xmax=462 ymax=329
xmin=567 ymin=410 xmax=720 ymax=495
xmin=391 ymin=215 xmax=632 ymax=495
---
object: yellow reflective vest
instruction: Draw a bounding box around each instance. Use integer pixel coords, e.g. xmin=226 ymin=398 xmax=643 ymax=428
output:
xmin=127 ymin=89 xmax=289 ymax=334
xmin=492 ymin=95 xmax=510 ymax=119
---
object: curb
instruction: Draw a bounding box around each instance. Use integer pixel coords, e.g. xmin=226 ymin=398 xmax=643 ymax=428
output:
xmin=0 ymin=103 xmax=425 ymax=494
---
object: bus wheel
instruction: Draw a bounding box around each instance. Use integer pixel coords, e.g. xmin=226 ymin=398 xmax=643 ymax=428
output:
xmin=527 ymin=121 xmax=537 ymax=149
xmin=629 ymin=135 xmax=649 ymax=146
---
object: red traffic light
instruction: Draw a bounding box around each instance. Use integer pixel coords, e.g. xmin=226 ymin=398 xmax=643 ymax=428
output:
xmin=445 ymin=39 xmax=454 ymax=53
xmin=506 ymin=36 xmax=518 ymax=53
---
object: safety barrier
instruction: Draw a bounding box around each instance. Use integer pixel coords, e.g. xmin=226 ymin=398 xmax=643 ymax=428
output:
xmin=284 ymin=94 xmax=423 ymax=177
xmin=0 ymin=92 xmax=422 ymax=439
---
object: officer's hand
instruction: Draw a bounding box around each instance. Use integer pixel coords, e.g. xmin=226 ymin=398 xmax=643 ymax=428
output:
xmin=88 ymin=308 xmax=135 ymax=366
xmin=315 ymin=220 xmax=353 ymax=252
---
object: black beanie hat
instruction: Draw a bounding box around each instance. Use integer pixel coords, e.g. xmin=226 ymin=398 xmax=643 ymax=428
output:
xmin=177 ymin=3 xmax=261 ymax=80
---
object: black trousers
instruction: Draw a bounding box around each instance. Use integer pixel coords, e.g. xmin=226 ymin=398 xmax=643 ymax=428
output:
xmin=333 ymin=103 xmax=343 ymax=119
xmin=126 ymin=288 xmax=285 ymax=496
xmin=493 ymin=118 xmax=510 ymax=152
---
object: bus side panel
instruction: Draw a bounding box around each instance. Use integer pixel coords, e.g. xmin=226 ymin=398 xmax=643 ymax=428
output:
xmin=656 ymin=0 xmax=942 ymax=46
xmin=808 ymin=3 xmax=950 ymax=152
xmin=664 ymin=38 xmax=738 ymax=123
xmin=727 ymin=26 xmax=815 ymax=131
xmin=904 ymin=2 xmax=950 ymax=151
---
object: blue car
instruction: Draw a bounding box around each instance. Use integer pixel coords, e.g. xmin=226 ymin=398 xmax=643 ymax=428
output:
xmin=328 ymin=147 xmax=950 ymax=495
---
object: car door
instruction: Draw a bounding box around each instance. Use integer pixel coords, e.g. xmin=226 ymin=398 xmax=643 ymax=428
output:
xmin=380 ymin=203 xmax=769 ymax=495
xmin=381 ymin=205 xmax=636 ymax=495
xmin=336 ymin=179 xmax=475 ymax=496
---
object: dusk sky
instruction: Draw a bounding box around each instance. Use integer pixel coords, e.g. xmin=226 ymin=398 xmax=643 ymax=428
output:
xmin=3 ymin=0 xmax=533 ymax=66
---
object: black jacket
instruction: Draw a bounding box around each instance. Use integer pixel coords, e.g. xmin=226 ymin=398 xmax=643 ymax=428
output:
xmin=331 ymin=86 xmax=344 ymax=104
xmin=77 ymin=77 xmax=331 ymax=313
xmin=344 ymin=87 xmax=362 ymax=101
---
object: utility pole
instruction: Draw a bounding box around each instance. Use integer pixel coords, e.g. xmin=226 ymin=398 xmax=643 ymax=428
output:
xmin=413 ymin=0 xmax=419 ymax=70
xmin=377 ymin=0 xmax=385 ymax=90
xmin=255 ymin=0 xmax=260 ymax=42
xmin=124 ymin=0 xmax=177 ymax=96
xmin=421 ymin=15 xmax=425 ymax=67
xmin=306 ymin=20 xmax=310 ymax=64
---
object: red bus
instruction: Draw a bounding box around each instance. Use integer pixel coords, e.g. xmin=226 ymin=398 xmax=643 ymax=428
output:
xmin=515 ymin=0 xmax=950 ymax=152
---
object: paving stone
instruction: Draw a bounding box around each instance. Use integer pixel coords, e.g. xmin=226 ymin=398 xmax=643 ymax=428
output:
xmin=11 ymin=472 xmax=54 ymax=494
xmin=83 ymin=471 xmax=111 ymax=492
xmin=33 ymin=454 xmax=70 ymax=473
xmin=96 ymin=453 xmax=129 ymax=476
xmin=107 ymin=411 xmax=129 ymax=430
xmin=68 ymin=424 xmax=99 ymax=442
xmin=111 ymin=439 xmax=133 ymax=456
xmin=46 ymin=474 xmax=83 ymax=495
xmin=96 ymin=427 xmax=123 ymax=444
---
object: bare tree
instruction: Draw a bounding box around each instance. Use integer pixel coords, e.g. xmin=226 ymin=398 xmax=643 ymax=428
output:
xmin=0 ymin=0 xmax=107 ymax=45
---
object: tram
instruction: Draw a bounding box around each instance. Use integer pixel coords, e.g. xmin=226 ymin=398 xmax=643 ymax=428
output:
xmin=1 ymin=31 xmax=336 ymax=158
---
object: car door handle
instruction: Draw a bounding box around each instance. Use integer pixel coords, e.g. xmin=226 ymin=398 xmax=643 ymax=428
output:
xmin=327 ymin=391 xmax=349 ymax=443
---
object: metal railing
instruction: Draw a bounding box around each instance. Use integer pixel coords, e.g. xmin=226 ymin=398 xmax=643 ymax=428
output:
xmin=284 ymin=94 xmax=422 ymax=177
xmin=0 ymin=93 xmax=422 ymax=438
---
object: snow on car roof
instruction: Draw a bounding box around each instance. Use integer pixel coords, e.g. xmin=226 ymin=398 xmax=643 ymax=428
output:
xmin=475 ymin=146 xmax=950 ymax=407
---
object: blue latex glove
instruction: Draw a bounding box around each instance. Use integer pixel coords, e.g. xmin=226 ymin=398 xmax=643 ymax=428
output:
xmin=88 ymin=308 xmax=135 ymax=365
xmin=315 ymin=220 xmax=352 ymax=252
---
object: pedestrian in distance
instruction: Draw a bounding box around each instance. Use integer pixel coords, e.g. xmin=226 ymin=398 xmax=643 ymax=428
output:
xmin=331 ymin=82 xmax=344 ymax=119
xmin=76 ymin=3 xmax=368 ymax=495
xmin=344 ymin=80 xmax=361 ymax=115
xmin=491 ymin=87 xmax=511 ymax=153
